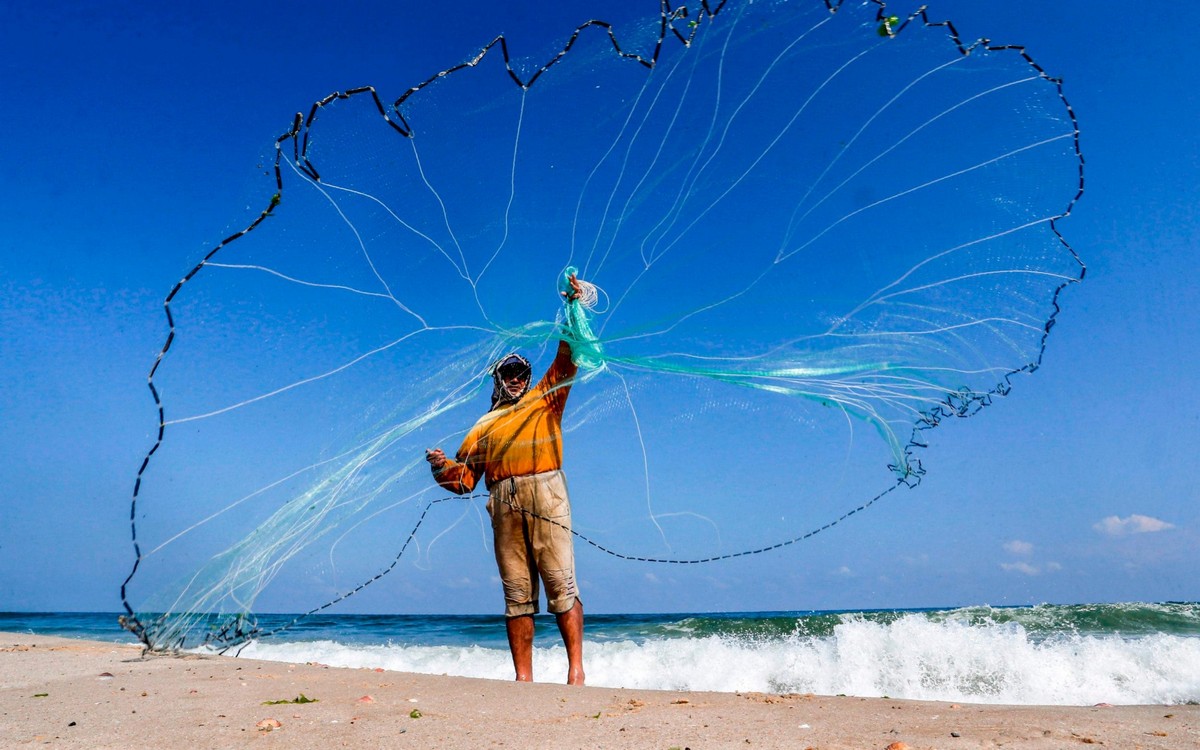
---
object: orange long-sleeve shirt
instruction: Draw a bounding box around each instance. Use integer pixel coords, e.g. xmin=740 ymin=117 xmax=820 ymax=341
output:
xmin=433 ymin=341 xmax=577 ymax=494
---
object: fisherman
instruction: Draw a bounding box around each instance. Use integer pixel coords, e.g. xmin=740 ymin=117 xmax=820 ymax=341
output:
xmin=425 ymin=275 xmax=586 ymax=685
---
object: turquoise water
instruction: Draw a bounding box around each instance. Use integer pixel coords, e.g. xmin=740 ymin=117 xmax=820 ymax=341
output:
xmin=4 ymin=603 xmax=1198 ymax=704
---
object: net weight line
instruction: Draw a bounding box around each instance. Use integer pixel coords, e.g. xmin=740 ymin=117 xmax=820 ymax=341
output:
xmin=191 ymin=477 xmax=904 ymax=652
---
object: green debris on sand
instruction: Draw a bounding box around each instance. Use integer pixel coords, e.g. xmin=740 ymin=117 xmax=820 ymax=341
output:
xmin=262 ymin=693 xmax=318 ymax=705
xmin=33 ymin=693 xmax=48 ymax=698
xmin=409 ymin=709 xmax=422 ymax=719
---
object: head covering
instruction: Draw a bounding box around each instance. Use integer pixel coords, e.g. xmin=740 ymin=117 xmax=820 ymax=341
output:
xmin=490 ymin=353 xmax=532 ymax=410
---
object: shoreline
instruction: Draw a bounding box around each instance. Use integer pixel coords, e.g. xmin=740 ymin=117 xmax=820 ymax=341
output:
xmin=1 ymin=633 xmax=1195 ymax=749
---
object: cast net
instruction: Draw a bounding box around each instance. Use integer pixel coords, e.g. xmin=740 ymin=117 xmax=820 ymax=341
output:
xmin=121 ymin=0 xmax=1083 ymax=651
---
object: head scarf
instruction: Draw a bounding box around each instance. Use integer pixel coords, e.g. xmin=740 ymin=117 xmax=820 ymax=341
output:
xmin=490 ymin=353 xmax=532 ymax=410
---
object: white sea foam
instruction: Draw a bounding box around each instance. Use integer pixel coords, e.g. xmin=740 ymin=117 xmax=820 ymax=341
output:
xmin=240 ymin=613 xmax=1200 ymax=705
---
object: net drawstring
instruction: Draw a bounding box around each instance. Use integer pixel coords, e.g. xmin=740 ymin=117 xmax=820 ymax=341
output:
xmin=560 ymin=266 xmax=606 ymax=371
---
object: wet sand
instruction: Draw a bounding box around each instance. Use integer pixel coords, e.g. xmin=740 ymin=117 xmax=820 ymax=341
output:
xmin=1 ymin=633 xmax=1195 ymax=749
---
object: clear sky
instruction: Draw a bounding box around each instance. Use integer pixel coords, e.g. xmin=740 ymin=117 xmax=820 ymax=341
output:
xmin=1 ymin=1 xmax=1197 ymax=617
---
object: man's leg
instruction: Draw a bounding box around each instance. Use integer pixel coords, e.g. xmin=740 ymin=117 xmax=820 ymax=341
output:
xmin=555 ymin=598 xmax=585 ymax=686
xmin=525 ymin=470 xmax=583 ymax=685
xmin=506 ymin=614 xmax=535 ymax=681
xmin=492 ymin=481 xmax=539 ymax=682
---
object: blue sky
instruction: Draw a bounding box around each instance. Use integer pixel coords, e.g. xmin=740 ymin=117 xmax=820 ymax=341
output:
xmin=1 ymin=1 xmax=1197 ymax=618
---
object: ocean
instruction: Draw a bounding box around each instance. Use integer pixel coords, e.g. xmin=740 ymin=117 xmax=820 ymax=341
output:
xmin=4 ymin=603 xmax=1198 ymax=706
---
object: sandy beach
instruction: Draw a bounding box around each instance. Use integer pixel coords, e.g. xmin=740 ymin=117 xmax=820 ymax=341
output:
xmin=0 ymin=633 xmax=1195 ymax=749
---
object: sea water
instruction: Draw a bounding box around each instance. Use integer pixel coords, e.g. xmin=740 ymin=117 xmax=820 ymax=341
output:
xmin=4 ymin=603 xmax=1198 ymax=705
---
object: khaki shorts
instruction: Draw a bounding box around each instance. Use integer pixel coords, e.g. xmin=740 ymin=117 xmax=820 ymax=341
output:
xmin=487 ymin=470 xmax=579 ymax=617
